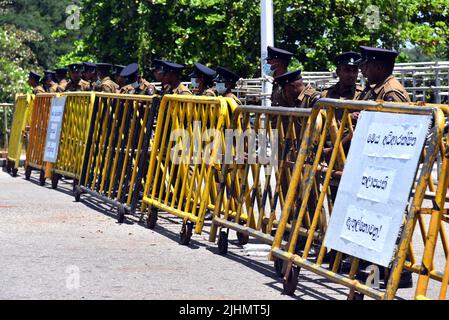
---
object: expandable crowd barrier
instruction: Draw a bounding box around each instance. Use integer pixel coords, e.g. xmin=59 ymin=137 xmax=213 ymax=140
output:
xmin=25 ymin=93 xmax=57 ymax=185
xmin=412 ymin=104 xmax=449 ymax=300
xmin=49 ymin=92 xmax=95 ymax=190
xmin=74 ymin=93 xmax=159 ymax=223
xmin=269 ymin=98 xmax=445 ymax=300
xmin=208 ymin=104 xmax=324 ymax=265
xmin=6 ymin=94 xmax=33 ymax=176
xmin=141 ymin=95 xmax=235 ymax=245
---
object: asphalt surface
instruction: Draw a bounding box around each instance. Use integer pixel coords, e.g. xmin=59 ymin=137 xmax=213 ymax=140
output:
xmin=0 ymin=168 xmax=446 ymax=300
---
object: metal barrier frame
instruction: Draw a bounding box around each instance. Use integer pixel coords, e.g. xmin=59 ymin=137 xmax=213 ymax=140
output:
xmin=74 ymin=93 xmax=159 ymax=223
xmin=269 ymin=98 xmax=444 ymax=300
xmin=5 ymin=95 xmax=32 ymax=176
xmin=49 ymin=92 xmax=96 ymax=190
xmin=141 ymin=95 xmax=229 ymax=245
xmin=209 ymin=105 xmax=320 ymax=261
xmin=25 ymin=93 xmax=57 ymax=185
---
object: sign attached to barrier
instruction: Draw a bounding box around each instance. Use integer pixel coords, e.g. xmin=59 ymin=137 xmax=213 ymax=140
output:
xmin=324 ymin=111 xmax=431 ymax=267
xmin=43 ymin=96 xmax=67 ymax=163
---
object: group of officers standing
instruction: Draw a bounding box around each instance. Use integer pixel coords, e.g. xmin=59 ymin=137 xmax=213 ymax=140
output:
xmin=27 ymin=60 xmax=242 ymax=104
xmin=27 ymin=44 xmax=410 ymax=113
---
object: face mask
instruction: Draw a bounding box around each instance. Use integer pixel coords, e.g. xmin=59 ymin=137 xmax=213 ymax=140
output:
xmin=216 ymin=82 xmax=227 ymax=95
xmin=263 ymin=63 xmax=274 ymax=77
xmin=191 ymin=78 xmax=199 ymax=89
xmin=130 ymin=81 xmax=139 ymax=89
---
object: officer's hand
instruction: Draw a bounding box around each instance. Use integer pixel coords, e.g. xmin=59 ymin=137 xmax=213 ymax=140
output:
xmin=350 ymin=112 xmax=360 ymax=121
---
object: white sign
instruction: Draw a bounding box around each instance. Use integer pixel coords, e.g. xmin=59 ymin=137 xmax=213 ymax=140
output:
xmin=43 ymin=96 xmax=67 ymax=163
xmin=324 ymin=111 xmax=431 ymax=267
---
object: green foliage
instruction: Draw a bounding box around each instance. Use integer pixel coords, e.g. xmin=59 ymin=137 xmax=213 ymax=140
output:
xmin=77 ymin=0 xmax=449 ymax=79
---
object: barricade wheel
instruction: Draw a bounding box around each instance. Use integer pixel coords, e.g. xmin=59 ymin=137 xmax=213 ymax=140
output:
xmin=39 ymin=170 xmax=46 ymax=186
xmin=25 ymin=166 xmax=31 ymax=180
xmin=12 ymin=168 xmax=18 ymax=177
xmin=51 ymin=174 xmax=59 ymax=189
xmin=147 ymin=208 xmax=158 ymax=229
xmin=350 ymin=292 xmax=365 ymax=300
xmin=274 ymin=258 xmax=284 ymax=277
xmin=117 ymin=205 xmax=126 ymax=224
xmin=217 ymin=231 xmax=228 ymax=255
xmin=6 ymin=162 xmax=11 ymax=174
xmin=283 ymin=266 xmax=299 ymax=296
xmin=179 ymin=222 xmax=193 ymax=246
xmin=74 ymin=187 xmax=82 ymax=202
xmin=236 ymin=232 xmax=249 ymax=246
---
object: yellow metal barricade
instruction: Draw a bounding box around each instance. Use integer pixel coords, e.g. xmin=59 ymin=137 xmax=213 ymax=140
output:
xmin=6 ymin=94 xmax=33 ymax=176
xmin=209 ymin=105 xmax=324 ymax=263
xmin=413 ymin=104 xmax=449 ymax=300
xmin=141 ymin=95 xmax=229 ymax=245
xmin=269 ymin=98 xmax=444 ymax=300
xmin=75 ymin=93 xmax=159 ymax=223
xmin=49 ymin=92 xmax=95 ymax=189
xmin=25 ymin=93 xmax=57 ymax=185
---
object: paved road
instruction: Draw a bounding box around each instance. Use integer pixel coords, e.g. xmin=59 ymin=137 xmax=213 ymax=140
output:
xmin=0 ymin=168 xmax=444 ymax=300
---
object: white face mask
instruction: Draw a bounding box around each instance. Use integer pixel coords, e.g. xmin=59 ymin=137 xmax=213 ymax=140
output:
xmin=130 ymin=81 xmax=139 ymax=89
xmin=263 ymin=63 xmax=274 ymax=77
xmin=216 ymin=82 xmax=227 ymax=95
xmin=191 ymin=78 xmax=199 ymax=89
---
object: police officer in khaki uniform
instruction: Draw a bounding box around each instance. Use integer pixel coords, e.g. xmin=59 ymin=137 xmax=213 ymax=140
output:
xmin=119 ymin=63 xmax=156 ymax=95
xmin=95 ymin=63 xmax=120 ymax=93
xmin=82 ymin=62 xmax=97 ymax=91
xmin=322 ymin=52 xmax=363 ymax=100
xmin=214 ymin=67 xmax=242 ymax=105
xmin=274 ymin=70 xmax=320 ymax=109
xmin=189 ymin=62 xmax=216 ymax=97
xmin=65 ymin=63 xmax=91 ymax=92
xmin=55 ymin=68 xmax=69 ymax=92
xmin=266 ymin=46 xmax=294 ymax=107
xmin=113 ymin=65 xmax=126 ymax=89
xmin=42 ymin=71 xmax=59 ymax=93
xmin=157 ymin=60 xmax=192 ymax=95
xmin=28 ymin=71 xmax=45 ymax=94
xmin=357 ymin=46 xmax=410 ymax=102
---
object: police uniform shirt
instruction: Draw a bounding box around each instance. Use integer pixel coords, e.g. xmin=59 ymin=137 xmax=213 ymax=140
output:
xmin=321 ymin=82 xmax=363 ymax=100
xmin=360 ymin=74 xmax=410 ymax=103
xmin=165 ymin=83 xmax=192 ymax=95
xmin=46 ymin=82 xmax=59 ymax=93
xmin=98 ymin=76 xmax=120 ymax=93
xmin=33 ymin=86 xmax=45 ymax=94
xmin=295 ymin=84 xmax=321 ymax=109
xmin=57 ymin=79 xmax=68 ymax=92
xmin=65 ymin=79 xmax=91 ymax=92
xmin=271 ymin=83 xmax=288 ymax=107
xmin=199 ymin=88 xmax=216 ymax=97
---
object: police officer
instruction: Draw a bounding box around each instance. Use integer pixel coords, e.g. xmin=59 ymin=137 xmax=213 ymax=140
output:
xmin=113 ymin=64 xmax=126 ymax=89
xmin=42 ymin=71 xmax=59 ymax=93
xmin=55 ymin=68 xmax=69 ymax=92
xmin=65 ymin=63 xmax=91 ymax=92
xmin=266 ymin=46 xmax=294 ymax=106
xmin=322 ymin=52 xmax=363 ymax=100
xmin=214 ymin=67 xmax=242 ymax=105
xmin=357 ymin=46 xmax=410 ymax=102
xmin=157 ymin=60 xmax=192 ymax=95
xmin=273 ymin=70 xmax=320 ymax=109
xmin=28 ymin=71 xmax=45 ymax=94
xmin=189 ymin=62 xmax=216 ymax=96
xmin=119 ymin=63 xmax=156 ymax=95
xmin=95 ymin=63 xmax=120 ymax=93
xmin=82 ymin=62 xmax=97 ymax=90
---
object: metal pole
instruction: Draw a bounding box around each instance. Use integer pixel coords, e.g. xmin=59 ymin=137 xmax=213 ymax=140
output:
xmin=261 ymin=0 xmax=274 ymax=108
